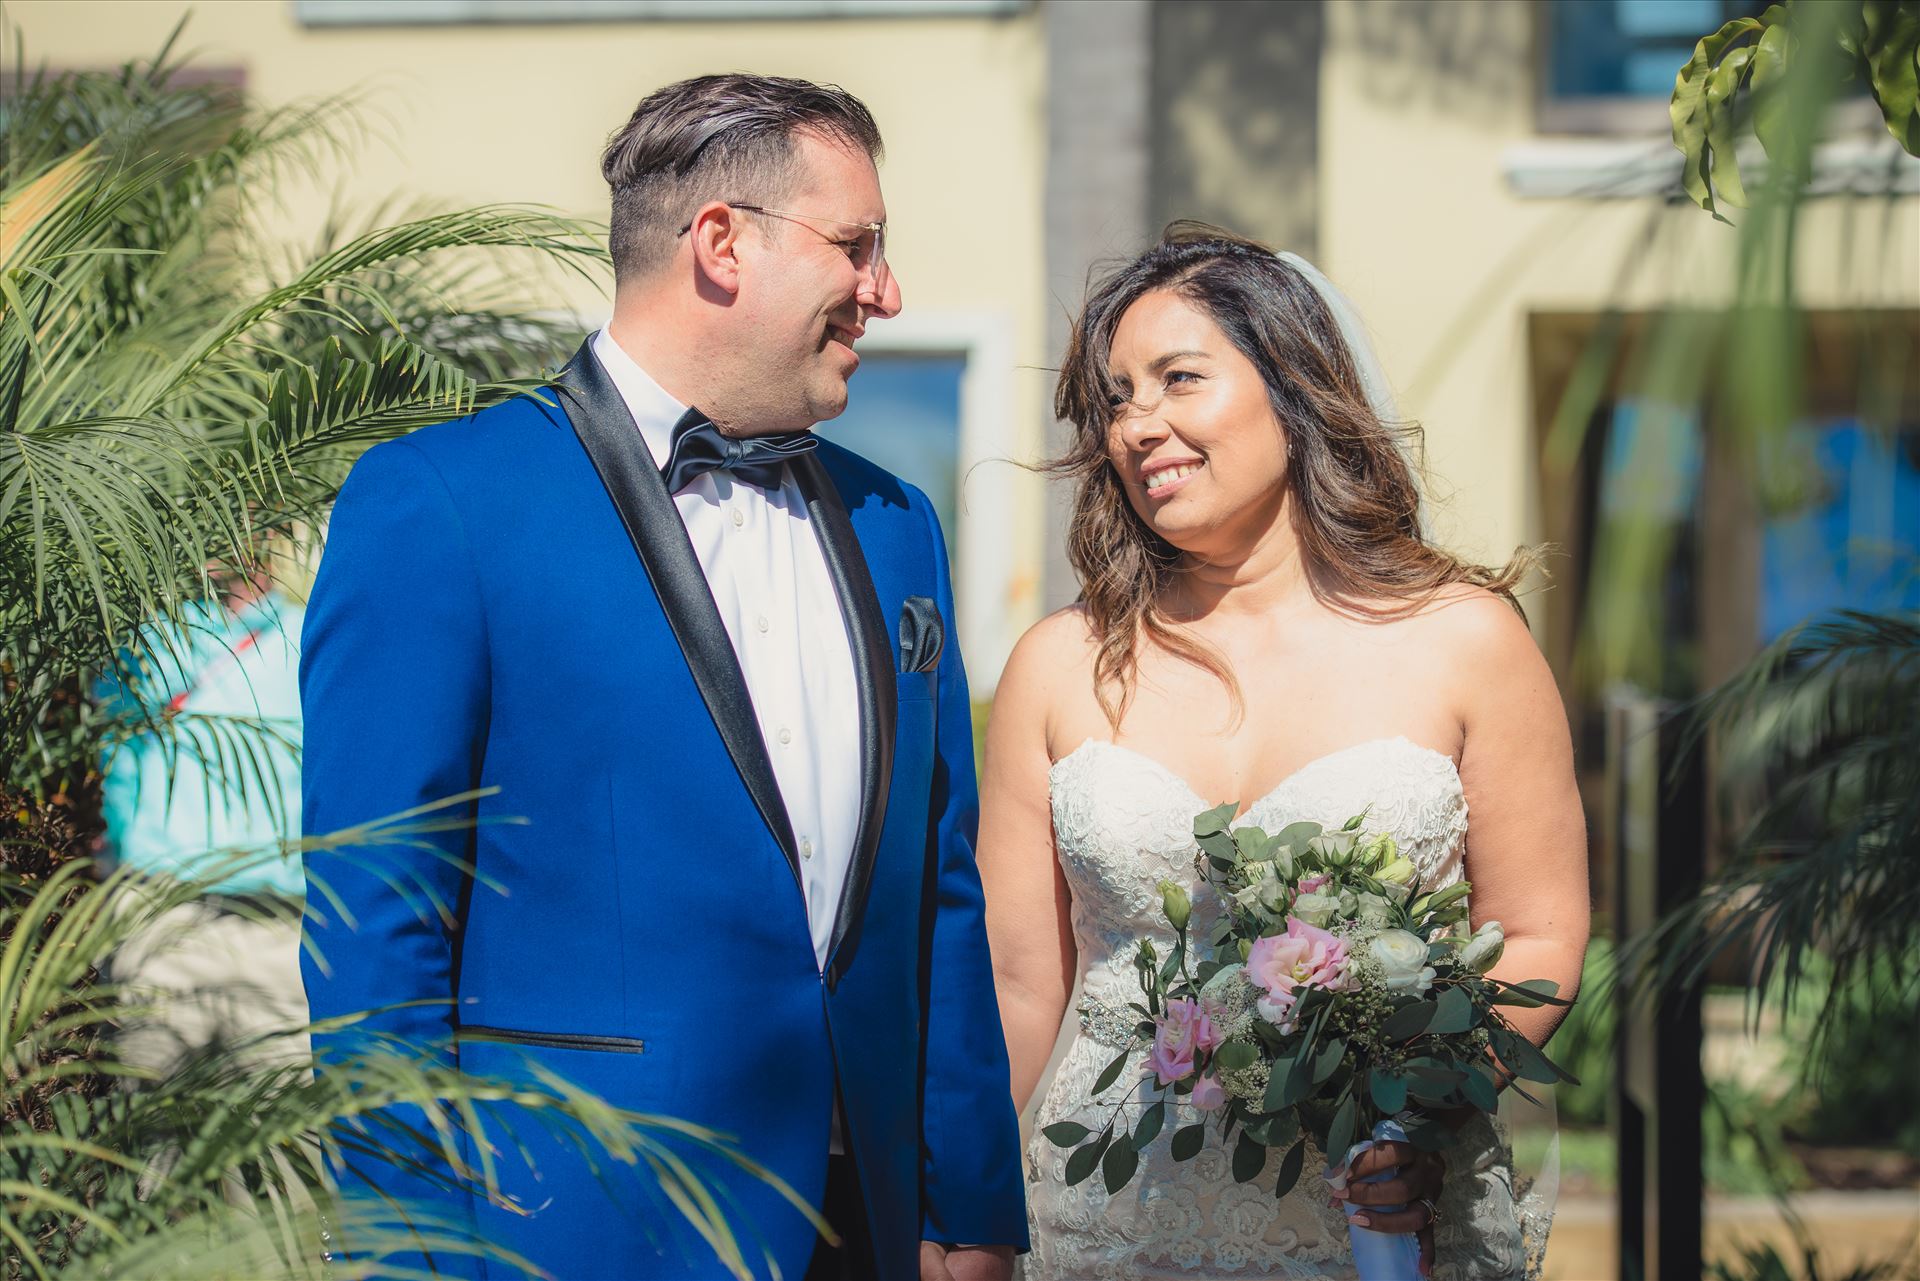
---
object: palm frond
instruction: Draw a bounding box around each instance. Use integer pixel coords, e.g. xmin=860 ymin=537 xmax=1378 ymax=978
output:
xmin=1627 ymin=609 xmax=1920 ymax=1050
xmin=0 ymin=37 xmax=605 ymax=793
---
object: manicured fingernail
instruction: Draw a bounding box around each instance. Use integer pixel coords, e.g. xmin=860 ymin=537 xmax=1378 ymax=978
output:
xmin=1352 ymin=1213 xmax=1372 ymax=1228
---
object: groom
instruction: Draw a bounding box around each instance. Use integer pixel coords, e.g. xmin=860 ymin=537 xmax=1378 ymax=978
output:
xmin=300 ymin=74 xmax=1026 ymax=1279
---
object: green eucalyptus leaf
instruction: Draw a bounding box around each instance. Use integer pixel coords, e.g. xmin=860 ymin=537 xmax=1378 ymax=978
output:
xmin=1461 ymin=1063 xmax=1500 ymax=1113
xmin=1101 ymin=1132 xmax=1140 ymax=1195
xmin=1041 ymin=1121 xmax=1091 ymax=1147
xmin=1500 ymin=1032 xmax=1562 ymax=1085
xmin=1429 ymin=985 xmax=1475 ymax=1035
xmin=1134 ymin=1101 xmax=1167 ymax=1147
xmin=1214 ymin=1040 xmax=1259 ymax=1073
xmin=1193 ymin=802 xmax=1238 ymax=837
xmin=1381 ymin=998 xmax=1437 ymax=1042
xmin=1170 ymin=1122 xmax=1206 ymax=1162
xmin=1275 ymin=821 xmax=1322 ymax=852
xmin=1311 ymin=1037 xmax=1346 ymax=1085
xmin=1064 ymin=1135 xmax=1106 ymax=1187
xmin=1231 ymin=1131 xmax=1267 ymax=1183
xmin=1326 ymin=1094 xmax=1358 ymax=1164
xmin=1092 ymin=1049 xmax=1131 ymax=1096
xmin=1232 ymin=826 xmax=1272 ymax=860
xmin=1370 ymin=1068 xmax=1409 ymax=1115
xmin=1273 ymin=1138 xmax=1307 ymax=1198
xmin=1264 ymin=1052 xmax=1300 ymax=1112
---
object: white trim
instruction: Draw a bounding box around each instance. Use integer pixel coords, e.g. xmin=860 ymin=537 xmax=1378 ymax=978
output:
xmin=1502 ymin=136 xmax=1920 ymax=200
xmin=855 ymin=310 xmax=1020 ymax=695
xmin=293 ymin=0 xmax=1025 ymax=25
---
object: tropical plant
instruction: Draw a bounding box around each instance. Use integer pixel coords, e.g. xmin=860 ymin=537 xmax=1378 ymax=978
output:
xmin=1672 ymin=0 xmax=1920 ymax=220
xmin=2 ymin=842 xmax=809 ymax=1280
xmin=0 ymin=29 xmax=800 ymax=1278
xmin=0 ymin=25 xmax=592 ymax=806
xmin=1623 ymin=609 xmax=1920 ymax=1090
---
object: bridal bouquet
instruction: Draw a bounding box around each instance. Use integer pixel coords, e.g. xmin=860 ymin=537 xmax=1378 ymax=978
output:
xmin=1045 ymin=802 xmax=1573 ymax=1264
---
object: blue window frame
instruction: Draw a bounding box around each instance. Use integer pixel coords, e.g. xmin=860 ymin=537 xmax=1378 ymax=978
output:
xmin=1545 ymin=0 xmax=1767 ymax=100
xmin=1760 ymin=422 xmax=1920 ymax=642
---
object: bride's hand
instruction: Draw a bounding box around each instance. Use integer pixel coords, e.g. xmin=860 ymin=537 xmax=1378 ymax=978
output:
xmin=1337 ymin=1140 xmax=1444 ymax=1277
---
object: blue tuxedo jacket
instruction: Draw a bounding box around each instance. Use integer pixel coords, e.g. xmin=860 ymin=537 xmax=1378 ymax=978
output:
xmin=300 ymin=342 xmax=1027 ymax=1278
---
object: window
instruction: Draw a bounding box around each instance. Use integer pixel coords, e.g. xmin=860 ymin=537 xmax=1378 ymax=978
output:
xmin=1760 ymin=422 xmax=1920 ymax=642
xmin=814 ymin=312 xmax=1025 ymax=692
xmin=1539 ymin=0 xmax=1768 ymax=133
xmin=814 ymin=354 xmax=965 ymax=555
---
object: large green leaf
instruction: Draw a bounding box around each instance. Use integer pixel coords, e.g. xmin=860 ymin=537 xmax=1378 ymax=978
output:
xmin=1101 ymin=1133 xmax=1140 ymax=1195
xmin=1231 ymin=1131 xmax=1266 ymax=1183
xmin=1672 ymin=14 xmax=1767 ymax=219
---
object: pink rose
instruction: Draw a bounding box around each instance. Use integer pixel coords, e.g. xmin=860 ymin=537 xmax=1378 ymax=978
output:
xmin=1189 ymin=1071 xmax=1228 ymax=1110
xmin=1246 ymin=916 xmax=1353 ymax=1015
xmin=1146 ymin=997 xmax=1218 ymax=1086
xmin=1297 ymin=874 xmax=1331 ymax=894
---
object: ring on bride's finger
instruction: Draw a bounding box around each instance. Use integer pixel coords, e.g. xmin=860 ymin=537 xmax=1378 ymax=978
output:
xmin=1418 ymin=1196 xmax=1442 ymax=1227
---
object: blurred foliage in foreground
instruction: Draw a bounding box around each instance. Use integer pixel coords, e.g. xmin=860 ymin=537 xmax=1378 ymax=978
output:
xmin=0 ymin=27 xmax=798 ymax=1278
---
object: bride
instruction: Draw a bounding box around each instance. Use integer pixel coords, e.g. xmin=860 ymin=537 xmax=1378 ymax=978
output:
xmin=978 ymin=226 xmax=1589 ymax=1280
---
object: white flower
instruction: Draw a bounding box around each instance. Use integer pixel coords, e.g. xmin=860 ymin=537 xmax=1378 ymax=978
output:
xmin=1459 ymin=920 xmax=1505 ymax=973
xmin=1376 ymin=855 xmax=1418 ymax=887
xmin=1359 ymin=832 xmax=1398 ymax=871
xmin=1290 ymin=889 xmax=1342 ymax=927
xmin=1368 ymin=929 xmax=1435 ymax=994
xmin=1309 ymin=831 xmax=1361 ymax=869
xmin=1244 ymin=868 xmax=1290 ymax=918
xmin=1354 ymin=892 xmax=1396 ymax=926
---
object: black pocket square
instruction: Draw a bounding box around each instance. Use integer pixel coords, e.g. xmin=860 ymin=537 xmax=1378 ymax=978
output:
xmin=898 ymin=595 xmax=945 ymax=674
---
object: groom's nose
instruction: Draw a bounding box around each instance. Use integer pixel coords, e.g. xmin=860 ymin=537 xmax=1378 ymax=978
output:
xmin=858 ymin=264 xmax=902 ymax=319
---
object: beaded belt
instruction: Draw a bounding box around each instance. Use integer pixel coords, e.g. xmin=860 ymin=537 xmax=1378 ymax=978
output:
xmin=1077 ymin=999 xmax=1143 ymax=1051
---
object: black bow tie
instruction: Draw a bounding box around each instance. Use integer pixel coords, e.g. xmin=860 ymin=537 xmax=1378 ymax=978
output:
xmin=659 ymin=408 xmax=817 ymax=494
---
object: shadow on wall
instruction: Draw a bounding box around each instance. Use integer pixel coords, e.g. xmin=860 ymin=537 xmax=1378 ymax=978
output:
xmin=1149 ymin=0 xmax=1324 ymax=258
xmin=1334 ymin=0 xmax=1533 ymax=124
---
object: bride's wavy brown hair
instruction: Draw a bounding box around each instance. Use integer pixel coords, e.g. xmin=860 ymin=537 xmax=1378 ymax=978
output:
xmin=1053 ymin=223 xmax=1539 ymax=728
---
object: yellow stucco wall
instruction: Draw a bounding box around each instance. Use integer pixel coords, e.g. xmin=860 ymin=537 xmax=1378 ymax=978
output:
xmin=1317 ymin=0 xmax=1920 ymax=568
xmin=6 ymin=0 xmax=1050 ymax=676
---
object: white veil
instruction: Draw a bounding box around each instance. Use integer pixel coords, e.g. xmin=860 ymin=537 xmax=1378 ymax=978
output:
xmin=1272 ymin=251 xmax=1431 ymax=536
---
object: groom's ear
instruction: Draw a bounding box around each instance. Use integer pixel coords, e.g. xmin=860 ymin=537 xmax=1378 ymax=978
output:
xmin=686 ymin=201 xmax=745 ymax=297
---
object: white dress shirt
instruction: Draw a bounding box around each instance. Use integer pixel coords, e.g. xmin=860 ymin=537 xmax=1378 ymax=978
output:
xmin=591 ymin=330 xmax=862 ymax=972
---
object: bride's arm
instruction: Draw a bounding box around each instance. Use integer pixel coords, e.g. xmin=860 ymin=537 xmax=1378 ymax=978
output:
xmin=1449 ymin=593 xmax=1592 ymax=1050
xmin=978 ymin=621 xmax=1079 ymax=1114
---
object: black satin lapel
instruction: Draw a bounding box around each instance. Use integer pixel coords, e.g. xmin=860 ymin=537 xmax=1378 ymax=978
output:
xmin=792 ymin=452 xmax=895 ymax=987
xmin=554 ymin=342 xmax=799 ymax=877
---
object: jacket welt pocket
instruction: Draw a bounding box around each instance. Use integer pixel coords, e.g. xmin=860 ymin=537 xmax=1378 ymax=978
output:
xmin=457 ymin=1024 xmax=645 ymax=1054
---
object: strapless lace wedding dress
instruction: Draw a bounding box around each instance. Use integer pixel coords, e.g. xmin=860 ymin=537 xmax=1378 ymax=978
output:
xmin=1024 ymin=737 xmax=1550 ymax=1281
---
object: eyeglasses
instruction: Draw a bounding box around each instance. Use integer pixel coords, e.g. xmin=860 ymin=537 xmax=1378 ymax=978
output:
xmin=678 ymin=203 xmax=889 ymax=296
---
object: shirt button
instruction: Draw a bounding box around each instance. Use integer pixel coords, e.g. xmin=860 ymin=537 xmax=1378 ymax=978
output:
xmin=778 ymin=727 xmax=792 ymax=746
xmin=800 ymin=837 xmax=814 ymax=860
xmin=756 ymin=615 xmax=770 ymax=634
xmin=731 ymin=508 xmax=745 ymax=528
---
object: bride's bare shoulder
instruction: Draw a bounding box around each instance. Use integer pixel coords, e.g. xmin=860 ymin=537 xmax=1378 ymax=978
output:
xmin=1397 ymin=583 xmax=1546 ymax=679
xmin=1006 ymin=605 xmax=1101 ymax=675
xmin=992 ymin=607 xmax=1100 ymax=736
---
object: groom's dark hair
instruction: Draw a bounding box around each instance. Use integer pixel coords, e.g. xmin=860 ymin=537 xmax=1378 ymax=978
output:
xmin=602 ymin=73 xmax=883 ymax=282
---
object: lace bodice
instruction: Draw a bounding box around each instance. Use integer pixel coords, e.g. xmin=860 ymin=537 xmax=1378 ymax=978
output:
xmin=1024 ymin=737 xmax=1546 ymax=1280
